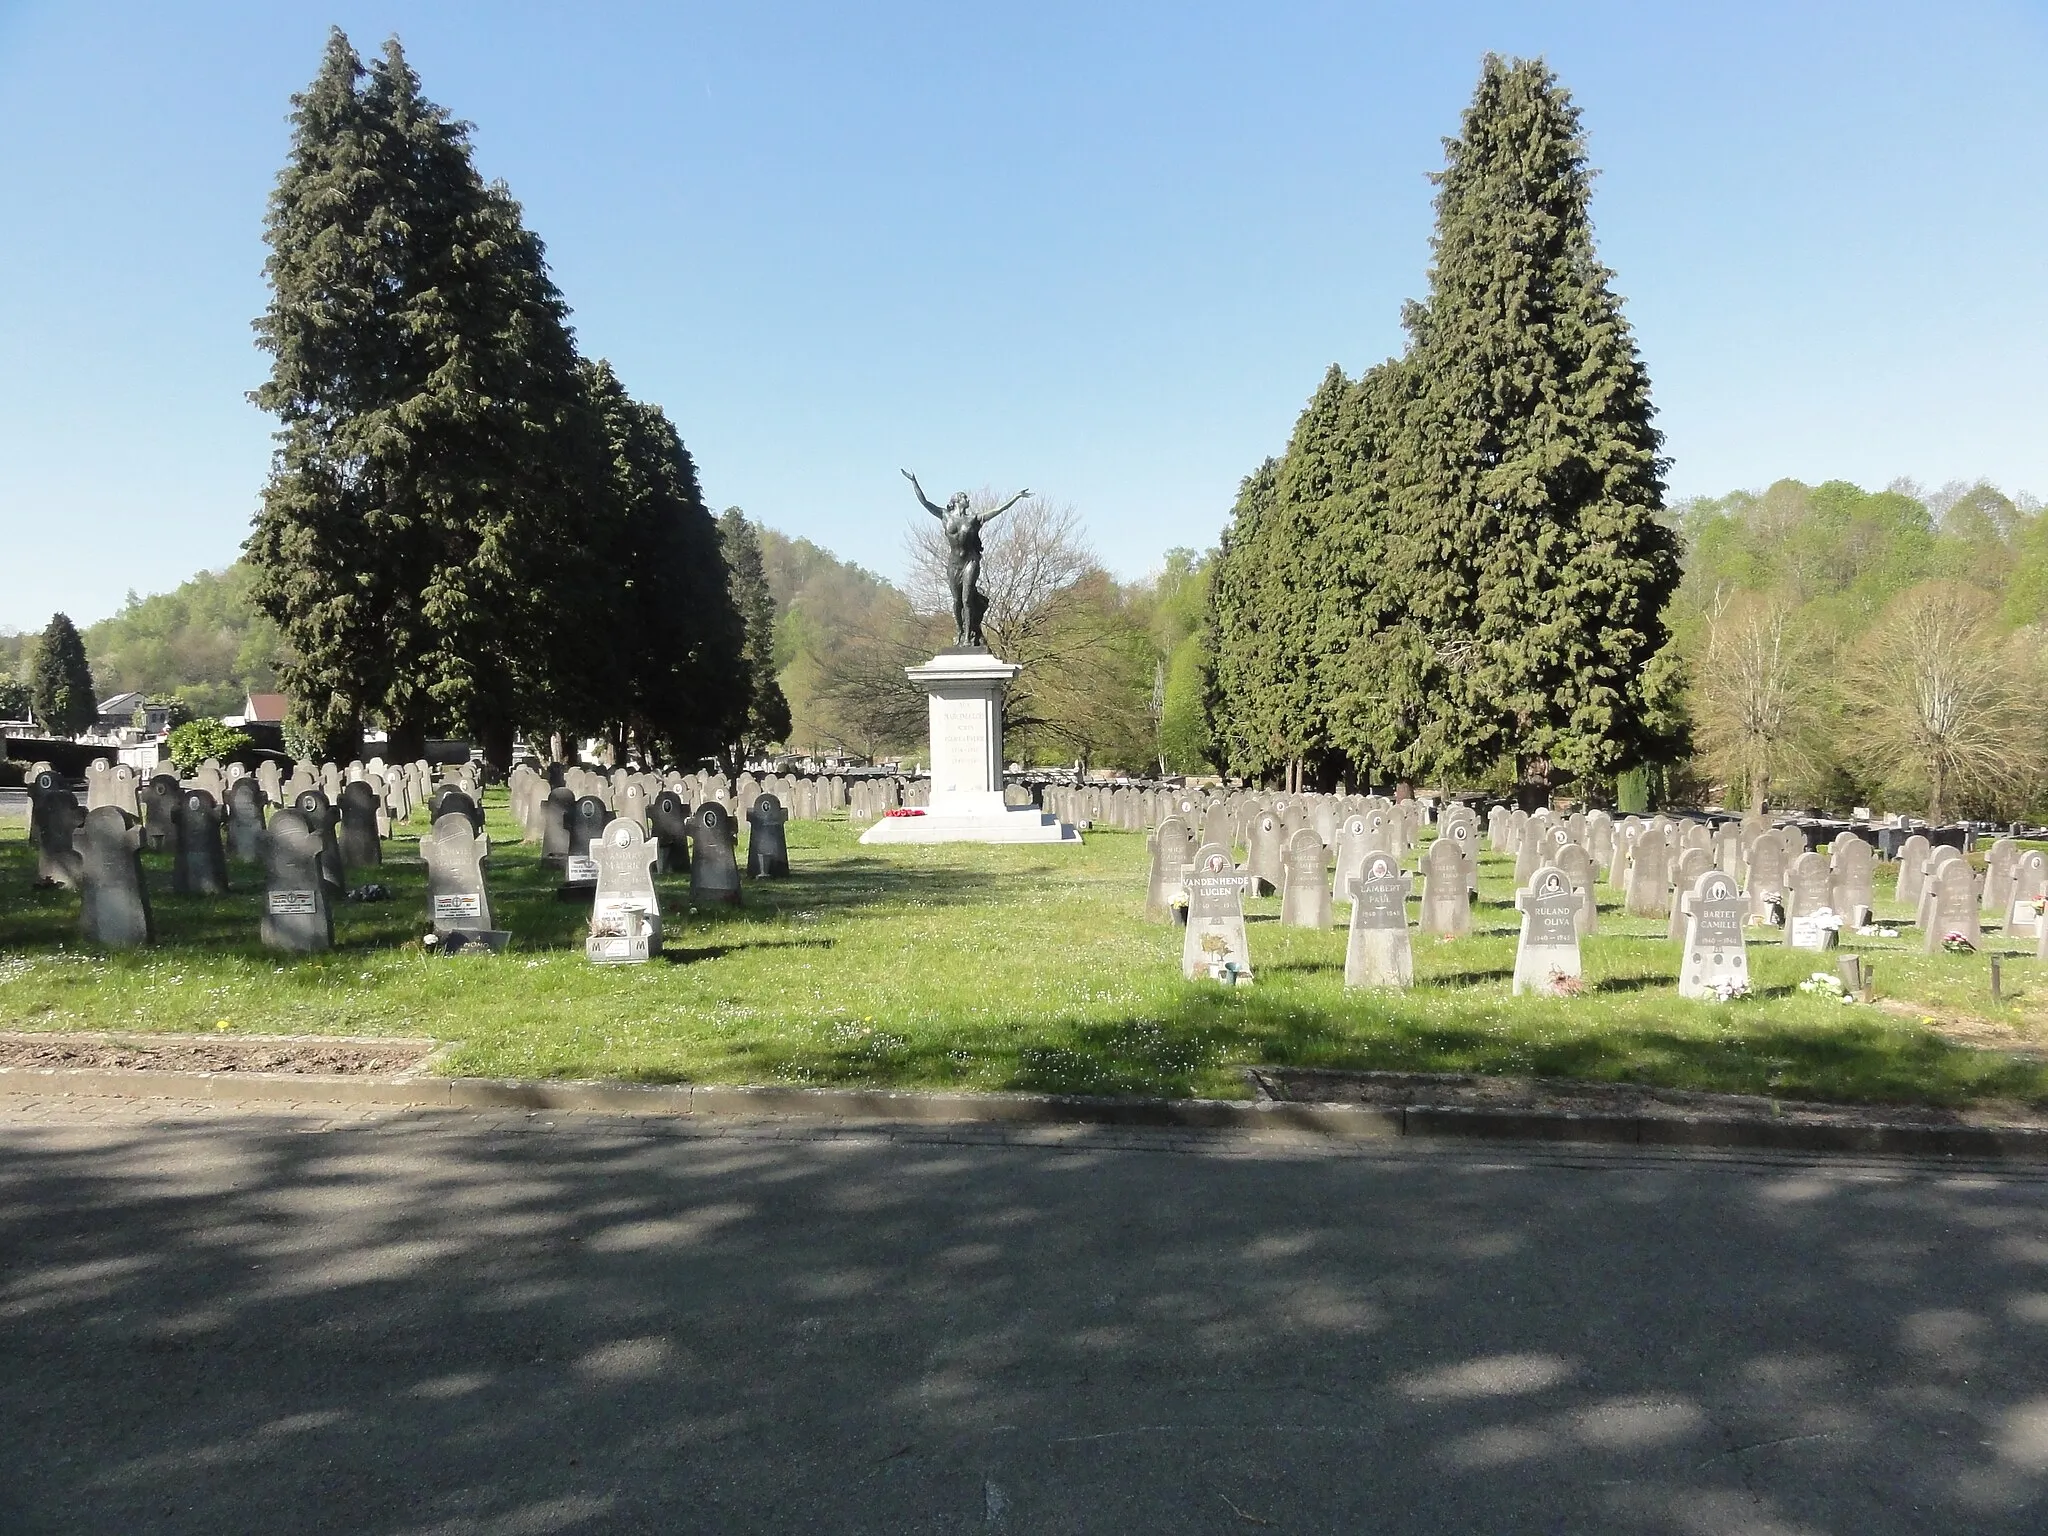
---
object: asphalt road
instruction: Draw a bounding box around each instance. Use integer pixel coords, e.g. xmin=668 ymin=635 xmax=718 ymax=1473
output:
xmin=2 ymin=1097 xmax=2045 ymax=1535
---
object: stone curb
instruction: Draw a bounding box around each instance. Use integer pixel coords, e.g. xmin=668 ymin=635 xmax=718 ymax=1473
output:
xmin=3 ymin=1063 xmax=2046 ymax=1160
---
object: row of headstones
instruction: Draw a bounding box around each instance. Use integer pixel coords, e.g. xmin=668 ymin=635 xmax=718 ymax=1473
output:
xmin=1144 ymin=804 xmax=1480 ymax=928
xmin=506 ymin=764 xmax=854 ymax=843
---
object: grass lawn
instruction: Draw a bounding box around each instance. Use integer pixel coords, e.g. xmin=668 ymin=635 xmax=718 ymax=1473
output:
xmin=3 ymin=794 xmax=2047 ymax=1108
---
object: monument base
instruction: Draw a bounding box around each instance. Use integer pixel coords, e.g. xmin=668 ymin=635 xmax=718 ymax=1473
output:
xmin=859 ymin=796 xmax=1080 ymax=845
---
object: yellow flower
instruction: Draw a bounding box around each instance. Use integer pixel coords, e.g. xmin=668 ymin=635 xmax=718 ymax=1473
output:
xmin=215 ymin=1020 xmax=230 ymax=1031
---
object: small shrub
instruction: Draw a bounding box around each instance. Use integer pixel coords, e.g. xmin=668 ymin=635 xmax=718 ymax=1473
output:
xmin=165 ymin=719 xmax=252 ymax=775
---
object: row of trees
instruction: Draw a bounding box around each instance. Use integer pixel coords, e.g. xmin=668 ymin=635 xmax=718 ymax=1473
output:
xmin=1679 ymin=479 xmax=2048 ymax=821
xmin=1204 ymin=56 xmax=1681 ymax=801
xmin=249 ymin=31 xmax=776 ymax=770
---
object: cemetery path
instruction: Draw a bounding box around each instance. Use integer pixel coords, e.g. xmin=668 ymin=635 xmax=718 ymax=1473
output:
xmin=2 ymin=1098 xmax=2045 ymax=1536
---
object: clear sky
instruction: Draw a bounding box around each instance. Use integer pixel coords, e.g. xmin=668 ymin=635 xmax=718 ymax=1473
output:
xmin=3 ymin=1 xmax=2045 ymax=631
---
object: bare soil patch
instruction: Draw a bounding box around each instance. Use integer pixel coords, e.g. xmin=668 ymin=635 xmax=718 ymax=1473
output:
xmin=1248 ymin=1065 xmax=2048 ymax=1131
xmin=0 ymin=1032 xmax=437 ymax=1076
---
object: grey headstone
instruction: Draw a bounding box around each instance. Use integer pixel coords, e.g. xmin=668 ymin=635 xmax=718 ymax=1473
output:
xmin=1924 ymin=859 xmax=1981 ymax=953
xmin=260 ymin=809 xmax=334 ymax=954
xmin=30 ymin=770 xmax=84 ymax=888
xmin=173 ymin=790 xmax=230 ymax=895
xmin=1418 ymin=835 xmax=1470 ymax=937
xmin=1279 ymin=827 xmax=1330 ymax=929
xmin=293 ymin=789 xmax=345 ymax=891
xmin=1784 ymin=851 xmax=1836 ymax=951
xmin=1344 ymin=852 xmax=1414 ymax=989
xmin=77 ymin=807 xmax=151 ymax=949
xmin=142 ymin=773 xmax=182 ymax=853
xmin=649 ymin=790 xmax=692 ymax=876
xmin=1678 ymin=869 xmax=1748 ymax=1000
xmin=689 ymin=803 xmax=742 ymax=906
xmin=226 ymin=776 xmax=267 ymax=862
xmin=1513 ymin=866 xmax=1583 ymax=997
xmin=746 ymin=794 xmax=790 ymax=879
xmin=338 ymin=780 xmax=383 ymax=869
xmin=1146 ymin=816 xmax=1193 ymax=923
xmin=422 ymin=813 xmax=495 ymax=937
xmin=1181 ymin=843 xmax=1251 ymax=983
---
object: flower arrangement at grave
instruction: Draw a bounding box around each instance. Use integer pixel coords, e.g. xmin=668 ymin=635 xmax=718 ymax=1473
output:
xmin=1942 ymin=932 xmax=1976 ymax=955
xmin=1546 ymin=971 xmax=1585 ymax=998
xmin=1707 ymin=976 xmax=1751 ymax=1003
xmin=1797 ymin=971 xmax=1857 ymax=1004
xmin=1854 ymin=923 xmax=1900 ymax=938
xmin=882 ymin=808 xmax=926 ymax=818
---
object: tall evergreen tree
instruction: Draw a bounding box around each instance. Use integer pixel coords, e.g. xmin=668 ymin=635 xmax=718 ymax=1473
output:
xmin=1393 ymin=55 xmax=1679 ymax=797
xmin=248 ymin=31 xmax=608 ymax=767
xmin=29 ymin=614 xmax=97 ymax=736
xmin=719 ymin=508 xmax=792 ymax=764
xmin=1207 ymin=457 xmax=1289 ymax=782
xmin=582 ymin=361 xmax=747 ymax=765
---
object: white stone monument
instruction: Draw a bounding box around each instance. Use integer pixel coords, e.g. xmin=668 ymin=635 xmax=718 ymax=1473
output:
xmin=857 ymin=650 xmax=1079 ymax=846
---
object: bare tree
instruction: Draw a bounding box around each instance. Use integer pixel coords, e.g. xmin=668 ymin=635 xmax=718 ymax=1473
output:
xmin=1843 ymin=581 xmax=2042 ymax=822
xmin=906 ymin=493 xmax=1153 ymax=765
xmin=1690 ymin=591 xmax=1818 ymax=814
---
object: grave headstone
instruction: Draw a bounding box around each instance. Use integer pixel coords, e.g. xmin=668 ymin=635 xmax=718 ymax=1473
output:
xmin=1829 ymin=835 xmax=1876 ymax=928
xmin=1331 ymin=816 xmax=1370 ymax=907
xmin=1624 ymin=827 xmax=1669 ymax=918
xmin=142 ymin=773 xmax=182 ymax=853
xmin=1418 ymin=835 xmax=1470 ymax=937
xmin=1923 ymin=858 xmax=1981 ymax=954
xmin=77 ymin=806 xmax=152 ymax=948
xmin=1513 ymin=867 xmax=1583 ymax=997
xmin=1244 ymin=813 xmax=1284 ymax=896
xmin=422 ymin=812 xmax=500 ymax=944
xmin=1983 ymin=837 xmax=2020 ymax=919
xmin=563 ymin=795 xmax=611 ymax=889
xmin=1745 ymin=832 xmax=1789 ymax=923
xmin=226 ymin=776 xmax=267 ymax=862
xmin=338 ymin=781 xmax=383 ymax=870
xmin=260 ymin=809 xmax=334 ymax=953
xmin=1279 ymin=827 xmax=1331 ymax=929
xmin=1783 ymin=850 xmax=1837 ymax=951
xmin=428 ymin=785 xmax=484 ymax=835
xmin=173 ymin=790 xmax=230 ymax=895
xmin=649 ymin=789 xmax=692 ymax=875
xmin=589 ymin=819 xmax=662 ymax=963
xmin=1894 ymin=834 xmax=1933 ymax=905
xmin=1344 ymin=851 xmax=1415 ymax=988
xmin=746 ymin=794 xmax=790 ymax=879
xmin=2007 ymin=850 xmax=2048 ymax=940
xmin=1677 ymin=869 xmax=1749 ymax=1000
xmin=30 ymin=769 xmax=84 ymax=887
xmin=1663 ymin=846 xmax=1713 ymax=942
xmin=1181 ymin=844 xmax=1252 ymax=983
xmin=293 ymin=789 xmax=345 ymax=890
xmin=1554 ymin=841 xmax=1600 ymax=937
xmin=688 ymin=803 xmax=742 ymax=906
xmin=1146 ymin=816 xmax=1193 ymax=923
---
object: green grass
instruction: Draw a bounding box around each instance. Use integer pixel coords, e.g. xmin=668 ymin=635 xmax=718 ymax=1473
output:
xmin=2 ymin=794 xmax=2046 ymax=1108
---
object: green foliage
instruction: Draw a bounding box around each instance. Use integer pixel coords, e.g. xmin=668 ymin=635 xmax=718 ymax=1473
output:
xmin=0 ymin=677 xmax=30 ymax=721
xmin=165 ymin=719 xmax=254 ymax=775
xmin=83 ymin=564 xmax=279 ymax=716
xmin=1206 ymin=56 xmax=1678 ymax=795
xmin=580 ymin=363 xmax=747 ymax=766
xmin=28 ymin=613 xmax=96 ymax=736
xmin=719 ymin=509 xmax=793 ymax=760
xmin=1157 ymin=632 xmax=1214 ymax=774
xmin=247 ymin=30 xmax=622 ymax=765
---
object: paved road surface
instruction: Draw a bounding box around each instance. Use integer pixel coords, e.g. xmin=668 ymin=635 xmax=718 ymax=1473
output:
xmin=2 ymin=1095 xmax=2046 ymax=1534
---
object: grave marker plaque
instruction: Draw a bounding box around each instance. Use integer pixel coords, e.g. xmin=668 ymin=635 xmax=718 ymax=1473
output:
xmin=422 ymin=812 xmax=503 ymax=949
xmin=1181 ymin=844 xmax=1252 ymax=983
xmin=1513 ymin=866 xmax=1583 ymax=997
xmin=260 ymin=809 xmax=333 ymax=954
xmin=1678 ymin=870 xmax=1748 ymax=1000
xmin=589 ymin=820 xmax=662 ymax=963
xmin=1344 ymin=852 xmax=1414 ymax=989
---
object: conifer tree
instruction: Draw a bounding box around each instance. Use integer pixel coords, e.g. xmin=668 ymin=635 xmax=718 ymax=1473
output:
xmin=29 ymin=614 xmax=96 ymax=737
xmin=1207 ymin=457 xmax=1288 ymax=782
xmin=1394 ymin=55 xmax=1679 ymax=796
xmin=719 ymin=508 xmax=792 ymax=764
xmin=582 ymin=361 xmax=747 ymax=765
xmin=249 ymin=31 xmax=608 ymax=767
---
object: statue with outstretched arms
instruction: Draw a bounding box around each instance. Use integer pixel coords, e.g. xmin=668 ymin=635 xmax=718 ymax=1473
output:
xmin=901 ymin=470 xmax=1030 ymax=649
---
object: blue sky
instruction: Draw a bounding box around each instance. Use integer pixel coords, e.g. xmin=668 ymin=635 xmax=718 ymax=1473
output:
xmin=3 ymin=1 xmax=2045 ymax=631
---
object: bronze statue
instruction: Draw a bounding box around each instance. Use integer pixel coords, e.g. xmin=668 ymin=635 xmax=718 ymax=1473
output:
xmin=901 ymin=470 xmax=1031 ymax=649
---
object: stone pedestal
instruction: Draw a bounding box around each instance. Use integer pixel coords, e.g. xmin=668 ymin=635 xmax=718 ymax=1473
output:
xmin=858 ymin=649 xmax=1079 ymax=846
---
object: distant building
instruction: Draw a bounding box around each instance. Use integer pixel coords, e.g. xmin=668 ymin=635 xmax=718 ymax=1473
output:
xmin=223 ymin=693 xmax=289 ymax=728
xmin=95 ymin=691 xmax=170 ymax=735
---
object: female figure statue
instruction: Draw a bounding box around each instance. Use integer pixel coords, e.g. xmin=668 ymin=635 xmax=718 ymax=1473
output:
xmin=901 ymin=470 xmax=1030 ymax=649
